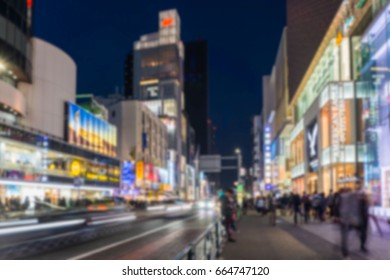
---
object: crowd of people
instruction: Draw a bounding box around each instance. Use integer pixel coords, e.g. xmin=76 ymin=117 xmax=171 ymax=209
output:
xmin=220 ymin=184 xmax=370 ymax=259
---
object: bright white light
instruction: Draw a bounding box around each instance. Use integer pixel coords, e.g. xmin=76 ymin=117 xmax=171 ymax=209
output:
xmin=0 ymin=219 xmax=38 ymax=228
xmin=147 ymin=205 xmax=166 ymax=211
xmin=0 ymin=63 xmax=5 ymax=70
xmin=0 ymin=179 xmax=114 ymax=194
xmin=197 ymin=201 xmax=206 ymax=208
xmin=181 ymin=204 xmax=193 ymax=210
xmin=0 ymin=219 xmax=85 ymax=236
xmin=166 ymin=206 xmax=182 ymax=212
xmin=88 ymin=216 xmax=136 ymax=226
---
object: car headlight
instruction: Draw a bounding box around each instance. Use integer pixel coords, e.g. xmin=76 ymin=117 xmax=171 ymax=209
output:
xmin=198 ymin=201 xmax=206 ymax=208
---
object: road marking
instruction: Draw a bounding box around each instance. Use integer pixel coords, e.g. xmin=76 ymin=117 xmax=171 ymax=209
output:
xmin=68 ymin=215 xmax=197 ymax=260
xmin=88 ymin=215 xmax=136 ymax=226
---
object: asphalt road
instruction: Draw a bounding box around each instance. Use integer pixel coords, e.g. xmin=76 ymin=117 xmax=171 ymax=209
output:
xmin=25 ymin=209 xmax=216 ymax=260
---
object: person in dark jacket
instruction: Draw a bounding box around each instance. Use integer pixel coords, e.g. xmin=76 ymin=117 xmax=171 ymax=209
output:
xmin=302 ymin=192 xmax=311 ymax=223
xmin=292 ymin=193 xmax=302 ymax=225
xmin=221 ymin=189 xmax=236 ymax=242
xmin=356 ymin=185 xmax=369 ymax=253
xmin=319 ymin=193 xmax=327 ymax=222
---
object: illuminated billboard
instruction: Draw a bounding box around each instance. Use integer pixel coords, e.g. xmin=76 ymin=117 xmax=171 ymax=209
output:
xmin=66 ymin=102 xmax=117 ymax=157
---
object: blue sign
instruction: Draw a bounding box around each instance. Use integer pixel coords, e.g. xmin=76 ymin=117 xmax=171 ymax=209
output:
xmin=121 ymin=161 xmax=135 ymax=187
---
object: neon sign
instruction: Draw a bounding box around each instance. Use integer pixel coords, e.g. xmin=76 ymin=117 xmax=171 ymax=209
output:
xmin=161 ymin=17 xmax=174 ymax=27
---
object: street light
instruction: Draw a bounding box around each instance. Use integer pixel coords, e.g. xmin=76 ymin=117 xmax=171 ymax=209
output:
xmin=235 ymin=148 xmax=242 ymax=185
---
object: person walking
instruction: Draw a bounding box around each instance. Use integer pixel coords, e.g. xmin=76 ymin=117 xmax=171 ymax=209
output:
xmin=327 ymin=189 xmax=335 ymax=218
xmin=302 ymin=192 xmax=311 ymax=223
xmin=280 ymin=193 xmax=289 ymax=216
xmin=221 ymin=189 xmax=236 ymax=242
xmin=267 ymin=194 xmax=277 ymax=226
xmin=356 ymin=185 xmax=369 ymax=253
xmin=311 ymin=192 xmax=321 ymax=221
xmin=319 ymin=193 xmax=326 ymax=222
xmin=338 ymin=186 xmax=366 ymax=259
xmin=292 ymin=192 xmax=302 ymax=225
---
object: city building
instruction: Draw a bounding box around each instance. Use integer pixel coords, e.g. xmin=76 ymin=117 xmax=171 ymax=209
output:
xmin=76 ymin=94 xmax=109 ymax=121
xmin=109 ymin=100 xmax=170 ymax=200
xmin=0 ymin=1 xmax=120 ymax=209
xmin=263 ymin=28 xmax=293 ymax=193
xmin=286 ymin=0 xmax=374 ymax=195
xmin=251 ymin=115 xmax=263 ymax=195
xmin=124 ymin=53 xmax=134 ymax=99
xmin=184 ymin=40 xmax=209 ymax=154
xmin=287 ymin=0 xmax=344 ymax=101
xmin=262 ymin=74 xmax=276 ymax=191
xmin=359 ymin=0 xmax=390 ymax=217
xmin=133 ymin=9 xmax=185 ymax=193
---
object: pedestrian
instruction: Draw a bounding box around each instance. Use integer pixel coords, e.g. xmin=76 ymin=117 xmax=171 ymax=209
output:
xmin=292 ymin=192 xmax=302 ymax=225
xmin=23 ymin=196 xmax=30 ymax=210
xmin=327 ymin=189 xmax=335 ymax=218
xmin=311 ymin=192 xmax=321 ymax=221
xmin=302 ymin=192 xmax=311 ymax=223
xmin=221 ymin=189 xmax=236 ymax=242
xmin=0 ymin=196 xmax=4 ymax=218
xmin=243 ymin=198 xmax=248 ymax=215
xmin=267 ymin=194 xmax=277 ymax=226
xmin=256 ymin=195 xmax=266 ymax=215
xmin=59 ymin=197 xmax=67 ymax=208
xmin=319 ymin=193 xmax=326 ymax=222
xmin=280 ymin=194 xmax=289 ymax=216
xmin=333 ymin=190 xmax=341 ymax=222
xmin=338 ymin=186 xmax=369 ymax=259
xmin=288 ymin=192 xmax=294 ymax=215
xmin=356 ymin=185 xmax=369 ymax=253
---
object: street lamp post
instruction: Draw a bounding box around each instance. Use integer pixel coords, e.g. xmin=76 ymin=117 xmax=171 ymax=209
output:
xmin=235 ymin=148 xmax=242 ymax=184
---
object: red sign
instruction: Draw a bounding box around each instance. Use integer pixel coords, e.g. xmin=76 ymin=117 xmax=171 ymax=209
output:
xmin=27 ymin=0 xmax=33 ymax=8
xmin=161 ymin=17 xmax=174 ymax=27
xmin=144 ymin=164 xmax=154 ymax=182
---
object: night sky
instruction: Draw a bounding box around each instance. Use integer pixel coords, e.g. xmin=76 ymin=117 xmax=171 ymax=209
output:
xmin=34 ymin=0 xmax=286 ymax=187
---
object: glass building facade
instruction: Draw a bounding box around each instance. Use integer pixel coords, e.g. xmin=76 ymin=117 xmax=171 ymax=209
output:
xmin=361 ymin=2 xmax=390 ymax=211
xmin=0 ymin=0 xmax=32 ymax=82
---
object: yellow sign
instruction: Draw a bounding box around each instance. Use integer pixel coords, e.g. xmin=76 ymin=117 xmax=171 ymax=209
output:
xmin=70 ymin=160 xmax=82 ymax=177
xmin=136 ymin=161 xmax=144 ymax=180
xmin=336 ymin=31 xmax=343 ymax=46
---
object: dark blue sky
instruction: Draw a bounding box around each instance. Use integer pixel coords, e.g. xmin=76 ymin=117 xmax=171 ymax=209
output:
xmin=34 ymin=0 xmax=286 ymax=184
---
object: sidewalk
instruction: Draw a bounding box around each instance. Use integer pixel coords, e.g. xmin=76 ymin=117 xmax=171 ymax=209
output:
xmin=221 ymin=211 xmax=343 ymax=260
xmin=280 ymin=214 xmax=390 ymax=260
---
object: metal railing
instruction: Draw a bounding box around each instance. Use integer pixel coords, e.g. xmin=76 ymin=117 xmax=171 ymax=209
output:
xmin=175 ymin=218 xmax=226 ymax=260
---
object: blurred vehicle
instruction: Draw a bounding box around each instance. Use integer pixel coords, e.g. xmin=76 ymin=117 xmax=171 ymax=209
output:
xmin=87 ymin=197 xmax=129 ymax=212
xmin=197 ymin=198 xmax=216 ymax=210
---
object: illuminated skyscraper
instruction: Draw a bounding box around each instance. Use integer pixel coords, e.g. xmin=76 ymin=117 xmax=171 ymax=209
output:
xmin=133 ymin=9 xmax=185 ymax=192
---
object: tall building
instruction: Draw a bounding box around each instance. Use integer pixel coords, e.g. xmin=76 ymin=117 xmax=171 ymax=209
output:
xmin=285 ymin=0 xmax=373 ymax=195
xmin=252 ymin=115 xmax=263 ymax=194
xmin=184 ymin=40 xmax=209 ymax=154
xmin=262 ymin=28 xmax=293 ymax=193
xmin=0 ymin=1 xmax=120 ymax=209
xmin=287 ymin=0 xmax=343 ymax=101
xmin=133 ymin=9 xmax=185 ymax=193
xmin=109 ymin=100 xmax=170 ymax=198
xmin=124 ymin=53 xmax=134 ymax=99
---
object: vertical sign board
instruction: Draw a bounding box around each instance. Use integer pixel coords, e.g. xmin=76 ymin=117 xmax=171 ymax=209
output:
xmin=306 ymin=120 xmax=319 ymax=173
